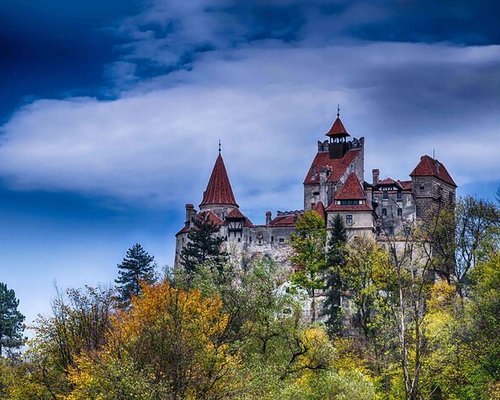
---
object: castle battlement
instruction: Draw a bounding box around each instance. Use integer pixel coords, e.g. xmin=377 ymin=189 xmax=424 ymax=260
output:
xmin=174 ymin=113 xmax=456 ymax=267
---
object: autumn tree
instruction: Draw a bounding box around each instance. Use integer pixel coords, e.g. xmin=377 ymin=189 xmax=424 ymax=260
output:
xmin=424 ymin=196 xmax=499 ymax=297
xmin=31 ymin=285 xmax=115 ymax=396
xmin=0 ymin=283 xmax=25 ymax=358
xmin=115 ymin=243 xmax=156 ymax=305
xmin=289 ymin=211 xmax=327 ymax=323
xmin=322 ymin=214 xmax=348 ymax=337
xmin=180 ymin=213 xmax=228 ymax=278
xmin=68 ymin=281 xmax=243 ymax=400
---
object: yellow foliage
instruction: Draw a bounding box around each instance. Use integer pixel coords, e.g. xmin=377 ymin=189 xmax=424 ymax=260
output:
xmin=68 ymin=281 xmax=243 ymax=400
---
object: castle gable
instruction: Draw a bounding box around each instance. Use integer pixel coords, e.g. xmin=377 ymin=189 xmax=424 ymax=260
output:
xmin=335 ymin=172 xmax=366 ymax=200
xmin=303 ymin=148 xmax=361 ymax=184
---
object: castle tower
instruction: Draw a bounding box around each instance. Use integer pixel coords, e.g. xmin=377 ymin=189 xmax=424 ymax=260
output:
xmin=199 ymin=152 xmax=239 ymax=219
xmin=303 ymin=112 xmax=365 ymax=211
xmin=410 ymin=155 xmax=457 ymax=219
xmin=326 ymin=113 xmax=350 ymax=159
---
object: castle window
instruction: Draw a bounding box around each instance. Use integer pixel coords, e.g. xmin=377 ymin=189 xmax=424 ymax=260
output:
xmin=346 ymin=215 xmax=353 ymax=225
xmin=340 ymin=199 xmax=359 ymax=205
xmin=237 ymin=238 xmax=241 ymax=242
xmin=279 ymin=238 xmax=285 ymax=243
xmin=397 ymin=208 xmax=402 ymax=216
xmin=420 ymin=184 xmax=425 ymax=190
xmin=387 ymin=226 xmax=394 ymax=235
xmin=449 ymin=192 xmax=455 ymax=203
xmin=383 ymin=191 xmax=388 ymax=200
xmin=271 ymin=236 xmax=274 ymax=242
xmin=313 ymin=191 xmax=320 ymax=196
xmin=382 ymin=208 xmax=387 ymax=217
xmin=397 ymin=191 xmax=402 ymax=200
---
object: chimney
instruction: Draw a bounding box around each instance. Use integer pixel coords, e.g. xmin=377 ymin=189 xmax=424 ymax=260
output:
xmin=185 ymin=204 xmax=195 ymax=225
xmin=372 ymin=169 xmax=379 ymax=185
xmin=265 ymin=211 xmax=272 ymax=227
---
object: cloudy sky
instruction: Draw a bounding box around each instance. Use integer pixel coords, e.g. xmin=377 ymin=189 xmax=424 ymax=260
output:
xmin=1 ymin=0 xmax=499 ymax=327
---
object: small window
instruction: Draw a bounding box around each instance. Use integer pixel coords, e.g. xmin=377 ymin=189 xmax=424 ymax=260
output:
xmin=449 ymin=192 xmax=454 ymax=203
xmin=397 ymin=191 xmax=402 ymax=200
xmin=420 ymin=184 xmax=425 ymax=190
xmin=346 ymin=215 xmax=353 ymax=225
xmin=383 ymin=191 xmax=388 ymax=200
xmin=313 ymin=191 xmax=320 ymax=196
xmin=271 ymin=236 xmax=274 ymax=242
xmin=382 ymin=208 xmax=387 ymax=217
xmin=397 ymin=208 xmax=402 ymax=216
xmin=279 ymin=238 xmax=285 ymax=243
xmin=237 ymin=237 xmax=241 ymax=242
xmin=388 ymin=226 xmax=394 ymax=235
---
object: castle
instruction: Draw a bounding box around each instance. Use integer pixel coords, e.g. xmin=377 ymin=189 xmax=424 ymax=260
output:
xmin=174 ymin=112 xmax=456 ymax=266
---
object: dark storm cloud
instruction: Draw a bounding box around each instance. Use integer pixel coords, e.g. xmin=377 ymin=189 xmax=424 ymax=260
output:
xmin=114 ymin=0 xmax=500 ymax=83
xmin=0 ymin=0 xmax=143 ymax=120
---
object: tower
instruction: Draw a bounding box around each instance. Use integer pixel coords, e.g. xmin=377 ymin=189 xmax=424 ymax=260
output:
xmin=410 ymin=155 xmax=457 ymax=219
xmin=303 ymin=111 xmax=365 ymax=211
xmin=199 ymin=151 xmax=239 ymax=220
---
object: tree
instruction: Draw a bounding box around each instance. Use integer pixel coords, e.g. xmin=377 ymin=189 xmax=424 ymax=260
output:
xmin=68 ymin=281 xmax=243 ymax=400
xmin=322 ymin=214 xmax=347 ymax=337
xmin=179 ymin=213 xmax=228 ymax=278
xmin=0 ymin=283 xmax=25 ymax=357
xmin=289 ymin=211 xmax=327 ymax=323
xmin=425 ymin=196 xmax=499 ymax=297
xmin=115 ymin=243 xmax=156 ymax=304
xmin=30 ymin=285 xmax=115 ymax=397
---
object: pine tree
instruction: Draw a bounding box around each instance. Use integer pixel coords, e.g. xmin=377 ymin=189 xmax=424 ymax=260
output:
xmin=0 ymin=282 xmax=25 ymax=357
xmin=115 ymin=243 xmax=156 ymax=305
xmin=322 ymin=214 xmax=347 ymax=337
xmin=180 ymin=213 xmax=228 ymax=277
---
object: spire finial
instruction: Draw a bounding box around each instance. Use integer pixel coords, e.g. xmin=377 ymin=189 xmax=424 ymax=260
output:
xmin=218 ymin=139 xmax=221 ymax=155
xmin=337 ymin=104 xmax=340 ymax=118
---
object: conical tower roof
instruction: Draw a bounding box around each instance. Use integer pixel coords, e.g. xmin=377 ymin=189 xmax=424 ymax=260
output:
xmin=200 ymin=154 xmax=238 ymax=207
xmin=326 ymin=116 xmax=350 ymax=138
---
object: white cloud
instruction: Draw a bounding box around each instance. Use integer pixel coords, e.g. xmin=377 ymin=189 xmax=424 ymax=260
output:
xmin=1 ymin=42 xmax=499 ymax=214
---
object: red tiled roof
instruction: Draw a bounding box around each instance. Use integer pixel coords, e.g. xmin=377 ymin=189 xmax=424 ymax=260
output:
xmin=224 ymin=207 xmax=253 ymax=227
xmin=410 ymin=155 xmax=456 ymax=187
xmin=304 ymin=148 xmax=361 ymax=184
xmin=335 ymin=173 xmax=366 ymax=200
xmin=326 ymin=117 xmax=350 ymax=138
xmin=398 ymin=180 xmax=412 ymax=191
xmin=326 ymin=203 xmax=373 ymax=212
xmin=196 ymin=210 xmax=223 ymax=226
xmin=200 ymin=154 xmax=238 ymax=207
xmin=270 ymin=214 xmax=301 ymax=227
xmin=175 ymin=210 xmax=224 ymax=236
xmin=378 ymin=177 xmax=397 ymax=186
xmin=313 ymin=201 xmax=326 ymax=220
xmin=175 ymin=226 xmax=190 ymax=236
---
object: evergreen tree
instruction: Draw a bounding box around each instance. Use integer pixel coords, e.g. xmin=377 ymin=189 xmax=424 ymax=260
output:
xmin=180 ymin=213 xmax=227 ymax=277
xmin=0 ymin=282 xmax=25 ymax=357
xmin=322 ymin=214 xmax=347 ymax=337
xmin=289 ymin=211 xmax=328 ymax=323
xmin=115 ymin=243 xmax=156 ymax=305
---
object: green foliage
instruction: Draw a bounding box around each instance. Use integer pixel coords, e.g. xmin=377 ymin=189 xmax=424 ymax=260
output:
xmin=290 ymin=210 xmax=328 ymax=322
xmin=0 ymin=282 xmax=25 ymax=357
xmin=323 ymin=214 xmax=348 ymax=337
xmin=29 ymin=285 xmax=115 ymax=397
xmin=180 ymin=213 xmax=228 ymax=278
xmin=115 ymin=243 xmax=156 ymax=304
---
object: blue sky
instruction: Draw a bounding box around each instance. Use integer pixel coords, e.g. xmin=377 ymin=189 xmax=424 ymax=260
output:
xmin=1 ymin=0 xmax=499 ymax=328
